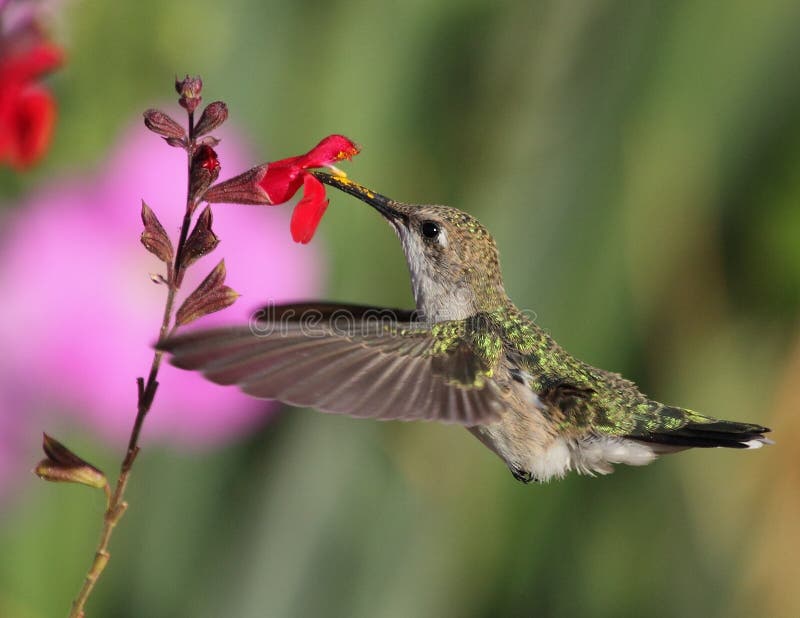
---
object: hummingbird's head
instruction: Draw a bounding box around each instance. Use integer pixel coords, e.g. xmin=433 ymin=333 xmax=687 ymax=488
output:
xmin=314 ymin=173 xmax=508 ymax=321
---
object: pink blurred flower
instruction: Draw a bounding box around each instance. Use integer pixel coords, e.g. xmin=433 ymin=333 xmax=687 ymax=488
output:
xmin=0 ymin=121 xmax=322 ymax=490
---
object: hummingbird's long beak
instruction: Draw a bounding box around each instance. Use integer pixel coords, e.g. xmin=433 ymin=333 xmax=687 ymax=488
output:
xmin=312 ymin=171 xmax=407 ymax=223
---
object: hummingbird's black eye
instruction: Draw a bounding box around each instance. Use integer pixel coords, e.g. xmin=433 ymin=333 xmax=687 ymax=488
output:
xmin=420 ymin=220 xmax=440 ymax=240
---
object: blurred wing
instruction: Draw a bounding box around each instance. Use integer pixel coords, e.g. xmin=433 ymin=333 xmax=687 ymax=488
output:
xmin=252 ymin=301 xmax=420 ymax=323
xmin=160 ymin=305 xmax=507 ymax=426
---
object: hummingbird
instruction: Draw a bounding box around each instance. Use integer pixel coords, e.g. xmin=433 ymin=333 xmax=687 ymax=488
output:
xmin=161 ymin=172 xmax=771 ymax=483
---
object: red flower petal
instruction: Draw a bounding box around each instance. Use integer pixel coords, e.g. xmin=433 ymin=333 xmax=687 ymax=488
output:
xmin=259 ymin=163 xmax=304 ymax=204
xmin=298 ymin=134 xmax=361 ymax=168
xmin=290 ymin=174 xmax=329 ymax=244
xmin=7 ymin=86 xmax=56 ymax=168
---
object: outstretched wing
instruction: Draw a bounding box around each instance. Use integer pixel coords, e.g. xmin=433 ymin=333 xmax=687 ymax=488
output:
xmin=160 ymin=303 xmax=508 ymax=426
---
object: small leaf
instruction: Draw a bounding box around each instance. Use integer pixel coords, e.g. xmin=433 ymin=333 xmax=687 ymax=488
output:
xmin=175 ymin=260 xmax=239 ymax=326
xmin=140 ymin=201 xmax=174 ymax=264
xmin=182 ymin=206 xmax=219 ymax=269
xmin=165 ymin=136 xmax=189 ymax=149
xmin=35 ymin=433 xmax=107 ymax=490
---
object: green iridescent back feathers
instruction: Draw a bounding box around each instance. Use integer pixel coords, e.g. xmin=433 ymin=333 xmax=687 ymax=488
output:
xmin=416 ymin=305 xmax=764 ymax=443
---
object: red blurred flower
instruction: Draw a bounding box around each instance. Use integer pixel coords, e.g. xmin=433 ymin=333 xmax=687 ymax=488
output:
xmin=203 ymin=134 xmax=360 ymax=244
xmin=0 ymin=42 xmax=62 ymax=169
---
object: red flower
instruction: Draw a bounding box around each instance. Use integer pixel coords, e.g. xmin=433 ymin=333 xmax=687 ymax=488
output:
xmin=0 ymin=43 xmax=63 ymax=169
xmin=203 ymin=134 xmax=360 ymax=244
xmin=258 ymin=134 xmax=359 ymax=204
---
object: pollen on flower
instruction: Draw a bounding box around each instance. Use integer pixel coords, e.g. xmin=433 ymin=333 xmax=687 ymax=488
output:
xmin=334 ymin=146 xmax=360 ymax=161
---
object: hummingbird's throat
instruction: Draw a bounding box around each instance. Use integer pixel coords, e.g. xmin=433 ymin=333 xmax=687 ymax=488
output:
xmin=402 ymin=242 xmax=507 ymax=321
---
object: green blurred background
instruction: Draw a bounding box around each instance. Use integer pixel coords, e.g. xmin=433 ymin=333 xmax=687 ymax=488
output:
xmin=2 ymin=0 xmax=800 ymax=616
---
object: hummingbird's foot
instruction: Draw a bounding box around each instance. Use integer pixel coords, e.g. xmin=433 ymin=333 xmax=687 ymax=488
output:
xmin=510 ymin=466 xmax=535 ymax=484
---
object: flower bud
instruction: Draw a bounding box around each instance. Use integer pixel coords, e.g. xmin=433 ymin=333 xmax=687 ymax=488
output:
xmin=194 ymin=101 xmax=228 ymax=137
xmin=190 ymin=145 xmax=220 ymax=199
xmin=176 ymin=75 xmax=203 ymax=114
xmin=143 ymin=109 xmax=186 ymax=140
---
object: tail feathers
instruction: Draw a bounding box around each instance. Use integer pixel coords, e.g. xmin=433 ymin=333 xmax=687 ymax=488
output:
xmin=634 ymin=413 xmax=772 ymax=450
